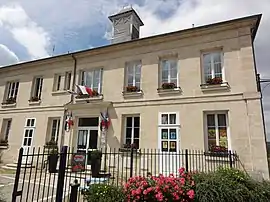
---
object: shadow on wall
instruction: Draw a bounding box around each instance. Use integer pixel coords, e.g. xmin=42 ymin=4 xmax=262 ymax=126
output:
xmin=106 ymin=107 xmax=121 ymax=149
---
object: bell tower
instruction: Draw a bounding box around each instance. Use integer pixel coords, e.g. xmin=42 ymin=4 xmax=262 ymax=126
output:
xmin=108 ymin=6 xmax=144 ymax=44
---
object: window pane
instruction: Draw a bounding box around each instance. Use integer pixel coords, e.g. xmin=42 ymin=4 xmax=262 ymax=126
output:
xmin=28 ymin=130 xmax=33 ymax=137
xmin=127 ymin=75 xmax=134 ymax=86
xmin=207 ymin=115 xmax=215 ymax=127
xmin=214 ymin=63 xmax=222 ymax=77
xmin=31 ymin=119 xmax=35 ymax=127
xmin=169 ymin=129 xmax=177 ymax=140
xmin=125 ymin=138 xmax=132 ymax=145
xmin=169 ymin=114 xmax=176 ymax=124
xmin=27 ymin=138 xmax=32 ymax=146
xmin=23 ymin=138 xmax=27 ymax=146
xmin=135 ymin=74 xmax=140 ymax=83
xmin=213 ymin=52 xmax=221 ymax=63
xmin=89 ymin=130 xmax=98 ymax=149
xmin=161 ymin=129 xmax=168 ymax=139
xmin=126 ymin=117 xmax=132 ymax=127
xmin=218 ymin=114 xmax=226 ymax=127
xmin=26 ymin=119 xmax=31 ymax=127
xmin=161 ymin=114 xmax=168 ymax=124
xmin=169 ymin=60 xmax=177 ymax=80
xmin=133 ymin=139 xmax=139 ymax=149
xmin=78 ymin=118 xmax=98 ymax=127
xmin=208 ymin=128 xmax=216 ymax=139
xmin=134 ymin=117 xmax=140 ymax=127
xmin=25 ymin=130 xmax=29 ymax=137
xmin=170 ymin=78 xmax=177 ymax=86
xmin=84 ymin=71 xmax=92 ymax=87
xmin=126 ymin=128 xmax=132 ymax=138
xmin=203 ymin=54 xmax=211 ymax=64
xmin=134 ymin=128 xmax=139 ymax=138
xmin=162 ymin=70 xmax=169 ymax=82
xmin=135 ymin=63 xmax=141 ymax=74
xmin=219 ymin=127 xmax=227 ymax=148
xmin=208 ymin=139 xmax=216 ymax=149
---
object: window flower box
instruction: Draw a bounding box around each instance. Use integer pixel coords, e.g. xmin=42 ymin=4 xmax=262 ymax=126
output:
xmin=2 ymin=97 xmax=16 ymax=105
xmin=204 ymin=146 xmax=230 ymax=157
xmin=125 ymin=86 xmax=140 ymax=93
xmin=75 ymin=90 xmax=100 ymax=99
xmin=206 ymin=77 xmax=223 ymax=85
xmin=122 ymin=86 xmax=143 ymax=98
xmin=161 ymin=82 xmax=176 ymax=89
xmin=29 ymin=96 xmax=41 ymax=102
xmin=157 ymin=83 xmax=181 ymax=94
xmin=119 ymin=143 xmax=140 ymax=155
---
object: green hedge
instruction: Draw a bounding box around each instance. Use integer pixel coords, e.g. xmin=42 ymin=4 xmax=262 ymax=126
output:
xmin=82 ymin=168 xmax=270 ymax=202
xmin=82 ymin=184 xmax=124 ymax=202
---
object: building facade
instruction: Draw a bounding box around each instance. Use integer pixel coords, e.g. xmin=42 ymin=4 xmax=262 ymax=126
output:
xmin=0 ymin=8 xmax=269 ymax=179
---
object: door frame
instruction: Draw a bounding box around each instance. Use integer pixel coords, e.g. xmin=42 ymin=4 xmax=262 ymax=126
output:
xmin=76 ymin=126 xmax=99 ymax=167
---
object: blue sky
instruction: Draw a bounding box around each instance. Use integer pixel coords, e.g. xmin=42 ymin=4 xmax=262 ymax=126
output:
xmin=0 ymin=0 xmax=270 ymax=139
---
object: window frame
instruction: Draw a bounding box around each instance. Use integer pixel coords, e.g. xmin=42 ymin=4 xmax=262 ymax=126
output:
xmin=158 ymin=112 xmax=180 ymax=127
xmin=123 ymin=115 xmax=140 ymax=149
xmin=22 ymin=118 xmax=36 ymax=147
xmin=125 ymin=60 xmax=142 ymax=89
xmin=31 ymin=77 xmax=43 ymax=99
xmin=1 ymin=119 xmax=12 ymax=141
xmin=159 ymin=58 xmax=179 ymax=87
xmin=64 ymin=72 xmax=72 ymax=90
xmin=5 ymin=81 xmax=19 ymax=100
xmin=80 ymin=68 xmax=103 ymax=93
xmin=50 ymin=118 xmax=60 ymax=143
xmin=201 ymin=51 xmax=224 ymax=84
xmin=204 ymin=111 xmax=231 ymax=151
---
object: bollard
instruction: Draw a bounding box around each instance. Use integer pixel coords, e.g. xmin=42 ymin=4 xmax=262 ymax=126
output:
xmin=70 ymin=179 xmax=80 ymax=202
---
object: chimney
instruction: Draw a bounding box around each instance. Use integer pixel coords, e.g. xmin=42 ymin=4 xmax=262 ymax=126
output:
xmin=108 ymin=6 xmax=144 ymax=44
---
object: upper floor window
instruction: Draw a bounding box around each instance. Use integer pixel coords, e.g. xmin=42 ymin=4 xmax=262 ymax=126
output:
xmin=205 ymin=112 xmax=229 ymax=151
xmin=80 ymin=68 xmax=103 ymax=93
xmin=202 ymin=52 xmax=223 ymax=84
xmin=53 ymin=72 xmax=72 ymax=92
xmin=30 ymin=77 xmax=43 ymax=101
xmin=159 ymin=58 xmax=178 ymax=89
xmin=3 ymin=81 xmax=19 ymax=104
xmin=125 ymin=60 xmax=141 ymax=92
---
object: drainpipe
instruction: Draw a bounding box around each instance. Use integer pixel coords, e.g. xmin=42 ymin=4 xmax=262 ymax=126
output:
xmin=60 ymin=54 xmax=77 ymax=148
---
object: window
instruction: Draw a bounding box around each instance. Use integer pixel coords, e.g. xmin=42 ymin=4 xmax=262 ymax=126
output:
xmin=5 ymin=81 xmax=19 ymax=101
xmin=205 ymin=113 xmax=228 ymax=150
xmin=124 ymin=116 xmax=140 ymax=149
xmin=64 ymin=72 xmax=72 ymax=90
xmin=23 ymin=118 xmax=36 ymax=147
xmin=55 ymin=75 xmax=62 ymax=91
xmin=80 ymin=69 xmax=103 ymax=93
xmin=202 ymin=52 xmax=223 ymax=83
xmin=159 ymin=112 xmax=179 ymax=152
xmin=50 ymin=119 xmax=60 ymax=142
xmin=125 ymin=61 xmax=141 ymax=89
xmin=31 ymin=77 xmax=43 ymax=99
xmin=1 ymin=119 xmax=12 ymax=141
xmin=160 ymin=58 xmax=178 ymax=87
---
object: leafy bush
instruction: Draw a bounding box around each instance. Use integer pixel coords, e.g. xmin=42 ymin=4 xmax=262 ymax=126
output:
xmin=82 ymin=184 xmax=124 ymax=202
xmin=124 ymin=167 xmax=195 ymax=202
xmin=194 ymin=167 xmax=270 ymax=202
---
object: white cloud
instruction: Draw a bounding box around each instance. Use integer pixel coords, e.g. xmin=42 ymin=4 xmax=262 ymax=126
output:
xmin=0 ymin=44 xmax=19 ymax=66
xmin=0 ymin=3 xmax=50 ymax=59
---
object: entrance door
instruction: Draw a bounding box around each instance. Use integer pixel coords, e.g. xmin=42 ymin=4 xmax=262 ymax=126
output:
xmin=22 ymin=118 xmax=36 ymax=163
xmin=158 ymin=113 xmax=180 ymax=176
xmin=76 ymin=117 xmax=99 ymax=166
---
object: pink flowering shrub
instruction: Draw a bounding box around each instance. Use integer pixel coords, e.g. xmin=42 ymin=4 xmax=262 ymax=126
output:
xmin=124 ymin=167 xmax=195 ymax=202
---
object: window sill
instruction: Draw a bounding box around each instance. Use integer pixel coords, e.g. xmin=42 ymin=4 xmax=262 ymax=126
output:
xmin=28 ymin=100 xmax=41 ymax=105
xmin=157 ymin=87 xmax=182 ymax=95
xmin=122 ymin=90 xmax=143 ymax=98
xmin=1 ymin=103 xmax=16 ymax=108
xmin=52 ymin=91 xmax=69 ymax=96
xmin=75 ymin=95 xmax=104 ymax=103
xmin=200 ymin=82 xmax=230 ymax=91
xmin=0 ymin=145 xmax=9 ymax=149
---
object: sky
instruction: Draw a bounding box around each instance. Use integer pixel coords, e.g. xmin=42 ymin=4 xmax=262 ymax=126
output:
xmin=0 ymin=0 xmax=270 ymax=139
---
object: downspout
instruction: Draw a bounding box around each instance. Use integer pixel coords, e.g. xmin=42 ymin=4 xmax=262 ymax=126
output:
xmin=60 ymin=54 xmax=77 ymax=148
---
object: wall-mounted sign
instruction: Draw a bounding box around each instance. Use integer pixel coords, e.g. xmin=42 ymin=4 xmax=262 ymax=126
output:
xmin=71 ymin=153 xmax=86 ymax=172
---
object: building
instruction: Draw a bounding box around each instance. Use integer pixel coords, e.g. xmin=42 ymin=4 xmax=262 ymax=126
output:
xmin=0 ymin=7 xmax=269 ymax=179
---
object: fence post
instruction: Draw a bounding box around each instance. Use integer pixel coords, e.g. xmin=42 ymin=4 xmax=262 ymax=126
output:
xmin=229 ymin=150 xmax=233 ymax=168
xmin=56 ymin=146 xmax=68 ymax=202
xmin=130 ymin=148 xmax=134 ymax=178
xmin=11 ymin=147 xmax=23 ymax=202
xmin=69 ymin=180 xmax=80 ymax=202
xmin=185 ymin=149 xmax=189 ymax=172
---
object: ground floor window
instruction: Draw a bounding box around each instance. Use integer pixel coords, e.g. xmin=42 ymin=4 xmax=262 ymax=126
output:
xmin=124 ymin=116 xmax=140 ymax=149
xmin=51 ymin=118 xmax=60 ymax=143
xmin=205 ymin=112 xmax=228 ymax=151
xmin=0 ymin=119 xmax=12 ymax=142
xmin=23 ymin=118 xmax=36 ymax=147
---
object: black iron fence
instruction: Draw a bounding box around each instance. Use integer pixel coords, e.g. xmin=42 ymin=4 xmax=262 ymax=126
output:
xmin=11 ymin=147 xmax=241 ymax=202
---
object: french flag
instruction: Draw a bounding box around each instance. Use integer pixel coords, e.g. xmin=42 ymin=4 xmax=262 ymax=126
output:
xmin=68 ymin=85 xmax=93 ymax=96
